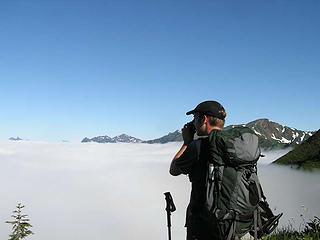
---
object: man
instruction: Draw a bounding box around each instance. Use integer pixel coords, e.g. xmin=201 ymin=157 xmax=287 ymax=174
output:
xmin=169 ymin=100 xmax=227 ymax=240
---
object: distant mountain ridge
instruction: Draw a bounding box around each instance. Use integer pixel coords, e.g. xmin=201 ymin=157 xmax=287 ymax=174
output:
xmin=226 ymin=119 xmax=315 ymax=149
xmin=144 ymin=119 xmax=315 ymax=148
xmin=82 ymin=134 xmax=142 ymax=143
xmin=81 ymin=119 xmax=316 ymax=149
xmin=9 ymin=137 xmax=23 ymax=141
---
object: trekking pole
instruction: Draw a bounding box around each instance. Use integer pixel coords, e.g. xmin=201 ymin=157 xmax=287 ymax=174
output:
xmin=164 ymin=192 xmax=176 ymax=240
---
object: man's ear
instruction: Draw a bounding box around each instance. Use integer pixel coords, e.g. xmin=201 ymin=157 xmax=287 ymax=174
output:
xmin=202 ymin=115 xmax=208 ymax=124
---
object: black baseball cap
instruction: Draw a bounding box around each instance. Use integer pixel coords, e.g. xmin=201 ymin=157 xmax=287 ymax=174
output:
xmin=186 ymin=100 xmax=226 ymax=120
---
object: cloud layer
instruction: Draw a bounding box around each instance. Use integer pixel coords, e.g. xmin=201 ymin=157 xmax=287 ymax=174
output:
xmin=0 ymin=141 xmax=319 ymax=240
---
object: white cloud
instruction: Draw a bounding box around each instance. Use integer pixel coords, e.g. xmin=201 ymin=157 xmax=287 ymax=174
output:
xmin=0 ymin=141 xmax=319 ymax=239
xmin=259 ymin=148 xmax=292 ymax=164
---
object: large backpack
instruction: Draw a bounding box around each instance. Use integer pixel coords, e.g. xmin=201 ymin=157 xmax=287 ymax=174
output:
xmin=205 ymin=127 xmax=282 ymax=240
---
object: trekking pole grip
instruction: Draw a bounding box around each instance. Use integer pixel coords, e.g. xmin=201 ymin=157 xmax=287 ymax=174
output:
xmin=164 ymin=192 xmax=176 ymax=213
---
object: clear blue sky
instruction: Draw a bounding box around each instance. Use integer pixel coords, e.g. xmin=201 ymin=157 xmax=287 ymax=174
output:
xmin=1 ymin=0 xmax=319 ymax=142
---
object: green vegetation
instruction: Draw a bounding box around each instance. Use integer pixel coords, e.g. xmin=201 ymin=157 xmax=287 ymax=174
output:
xmin=257 ymin=137 xmax=290 ymax=150
xmin=143 ymin=130 xmax=183 ymax=143
xmin=6 ymin=203 xmax=33 ymax=240
xmin=262 ymin=216 xmax=320 ymax=240
xmin=274 ymin=130 xmax=320 ymax=169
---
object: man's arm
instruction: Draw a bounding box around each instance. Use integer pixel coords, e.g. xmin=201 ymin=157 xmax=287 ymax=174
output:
xmin=169 ymin=144 xmax=188 ymax=176
xmin=169 ymin=123 xmax=196 ymax=176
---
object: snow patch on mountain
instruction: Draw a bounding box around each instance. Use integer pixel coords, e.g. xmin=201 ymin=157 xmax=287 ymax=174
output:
xmin=280 ymin=137 xmax=291 ymax=144
xmin=252 ymin=127 xmax=262 ymax=136
xmin=272 ymin=134 xmax=291 ymax=143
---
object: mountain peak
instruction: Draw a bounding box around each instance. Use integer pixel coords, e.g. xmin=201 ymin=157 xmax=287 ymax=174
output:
xmin=81 ymin=135 xmax=113 ymax=143
xmin=113 ymin=134 xmax=142 ymax=143
xmin=244 ymin=119 xmax=314 ymax=147
xmin=251 ymin=118 xmax=270 ymax=122
xmin=117 ymin=134 xmax=129 ymax=137
xmin=82 ymin=134 xmax=141 ymax=143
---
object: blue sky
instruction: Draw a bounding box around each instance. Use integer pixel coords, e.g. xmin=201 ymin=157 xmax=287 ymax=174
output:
xmin=1 ymin=0 xmax=319 ymax=141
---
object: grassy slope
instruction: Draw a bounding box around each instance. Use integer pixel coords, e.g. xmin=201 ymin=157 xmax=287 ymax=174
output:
xmin=262 ymin=216 xmax=320 ymax=240
xmin=273 ymin=130 xmax=320 ymax=169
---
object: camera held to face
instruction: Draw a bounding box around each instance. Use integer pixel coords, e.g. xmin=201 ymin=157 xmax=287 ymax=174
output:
xmin=184 ymin=121 xmax=196 ymax=135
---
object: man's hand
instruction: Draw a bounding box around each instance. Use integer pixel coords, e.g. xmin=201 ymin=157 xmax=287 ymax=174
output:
xmin=182 ymin=122 xmax=195 ymax=145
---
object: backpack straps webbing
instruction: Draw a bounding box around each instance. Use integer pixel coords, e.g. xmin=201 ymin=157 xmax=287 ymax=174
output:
xmin=259 ymin=182 xmax=267 ymax=201
xmin=226 ymin=220 xmax=237 ymax=240
xmin=213 ymin=165 xmax=223 ymax=212
xmin=253 ymin=209 xmax=258 ymax=240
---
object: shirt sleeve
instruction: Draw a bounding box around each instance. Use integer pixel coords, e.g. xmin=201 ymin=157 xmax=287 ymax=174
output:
xmin=208 ymin=130 xmax=226 ymax=166
xmin=170 ymin=140 xmax=199 ymax=176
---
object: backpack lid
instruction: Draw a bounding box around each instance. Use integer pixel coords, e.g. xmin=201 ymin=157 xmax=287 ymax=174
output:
xmin=224 ymin=127 xmax=261 ymax=165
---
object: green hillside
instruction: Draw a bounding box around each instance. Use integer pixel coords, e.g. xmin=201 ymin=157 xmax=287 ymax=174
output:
xmin=273 ymin=129 xmax=320 ymax=169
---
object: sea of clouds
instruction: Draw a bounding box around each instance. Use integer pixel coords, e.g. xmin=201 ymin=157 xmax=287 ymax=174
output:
xmin=0 ymin=141 xmax=319 ymax=240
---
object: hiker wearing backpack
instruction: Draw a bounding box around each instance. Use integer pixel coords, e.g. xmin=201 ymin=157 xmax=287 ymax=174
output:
xmin=170 ymin=100 xmax=227 ymax=240
xmin=169 ymin=100 xmax=282 ymax=240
